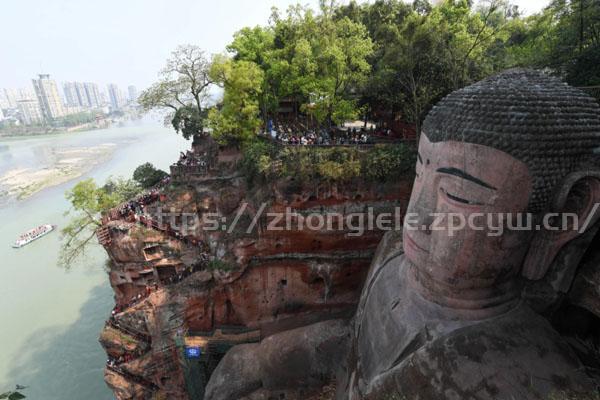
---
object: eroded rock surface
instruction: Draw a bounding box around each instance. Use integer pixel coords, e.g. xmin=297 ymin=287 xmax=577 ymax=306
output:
xmin=98 ymin=139 xmax=412 ymax=399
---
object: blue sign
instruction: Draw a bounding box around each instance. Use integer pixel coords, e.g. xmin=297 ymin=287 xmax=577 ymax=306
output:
xmin=185 ymin=346 xmax=202 ymax=359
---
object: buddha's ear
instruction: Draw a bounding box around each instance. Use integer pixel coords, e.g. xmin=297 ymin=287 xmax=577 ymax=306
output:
xmin=522 ymin=171 xmax=600 ymax=280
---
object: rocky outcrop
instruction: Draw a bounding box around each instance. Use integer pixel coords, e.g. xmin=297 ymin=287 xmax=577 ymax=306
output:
xmin=98 ymin=139 xmax=414 ymax=399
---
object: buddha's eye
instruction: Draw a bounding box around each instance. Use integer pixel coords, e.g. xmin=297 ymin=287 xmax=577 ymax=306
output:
xmin=441 ymin=188 xmax=483 ymax=206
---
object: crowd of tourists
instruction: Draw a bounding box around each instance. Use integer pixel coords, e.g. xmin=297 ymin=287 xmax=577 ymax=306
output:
xmin=106 ymin=357 xmax=158 ymax=389
xmin=104 ymin=179 xmax=209 ymax=249
xmin=109 ymin=258 xmax=209 ymax=318
xmin=264 ymin=126 xmax=375 ymax=145
xmin=260 ymin=118 xmax=403 ymax=146
xmin=107 ymin=354 xmax=137 ymax=367
xmin=176 ymin=150 xmax=207 ymax=168
xmin=107 ymin=316 xmax=152 ymax=343
xmin=114 ymin=187 xmax=164 ymax=220
xmin=110 ymin=286 xmax=156 ymax=318
xmin=16 ymin=225 xmax=51 ymax=242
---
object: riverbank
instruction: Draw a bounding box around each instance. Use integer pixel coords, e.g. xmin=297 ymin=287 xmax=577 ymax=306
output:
xmin=0 ymin=143 xmax=116 ymax=200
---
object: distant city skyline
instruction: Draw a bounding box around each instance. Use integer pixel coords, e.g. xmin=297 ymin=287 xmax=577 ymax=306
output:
xmin=0 ymin=73 xmax=140 ymax=125
xmin=0 ymin=0 xmax=550 ymax=91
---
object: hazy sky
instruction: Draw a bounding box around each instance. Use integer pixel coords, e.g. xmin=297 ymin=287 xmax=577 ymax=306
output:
xmin=0 ymin=0 xmax=550 ymax=91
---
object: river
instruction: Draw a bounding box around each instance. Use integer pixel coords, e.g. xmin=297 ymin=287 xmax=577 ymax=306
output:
xmin=0 ymin=120 xmax=189 ymax=399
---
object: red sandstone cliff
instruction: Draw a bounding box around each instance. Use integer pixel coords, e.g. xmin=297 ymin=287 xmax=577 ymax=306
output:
xmin=97 ymin=138 xmax=414 ymax=400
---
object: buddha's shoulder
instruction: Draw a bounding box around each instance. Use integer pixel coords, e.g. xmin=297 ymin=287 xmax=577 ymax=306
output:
xmin=365 ymin=305 xmax=595 ymax=399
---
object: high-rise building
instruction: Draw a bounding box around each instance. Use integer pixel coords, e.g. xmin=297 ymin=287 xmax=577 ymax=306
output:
xmin=3 ymin=88 xmax=35 ymax=108
xmin=107 ymin=83 xmax=124 ymax=110
xmin=63 ymin=81 xmax=99 ymax=109
xmin=75 ymin=82 xmax=88 ymax=107
xmin=100 ymin=91 xmax=108 ymax=106
xmin=127 ymin=85 xmax=138 ymax=103
xmin=3 ymin=89 xmax=18 ymax=108
xmin=17 ymin=99 xmax=43 ymax=125
xmin=63 ymin=82 xmax=80 ymax=107
xmin=84 ymin=82 xmax=101 ymax=108
xmin=32 ymin=74 xmax=65 ymax=120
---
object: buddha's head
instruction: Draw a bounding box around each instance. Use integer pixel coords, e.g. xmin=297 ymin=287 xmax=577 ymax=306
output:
xmin=403 ymin=69 xmax=600 ymax=316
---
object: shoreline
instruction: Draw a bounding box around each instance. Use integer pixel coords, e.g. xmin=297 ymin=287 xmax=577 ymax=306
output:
xmin=0 ymin=144 xmax=117 ymax=201
xmin=0 ymin=124 xmax=107 ymax=139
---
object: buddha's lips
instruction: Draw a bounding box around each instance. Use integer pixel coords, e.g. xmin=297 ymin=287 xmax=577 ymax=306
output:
xmin=405 ymin=233 xmax=428 ymax=253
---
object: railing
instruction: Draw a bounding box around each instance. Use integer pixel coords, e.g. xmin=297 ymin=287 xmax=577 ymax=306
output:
xmin=258 ymin=133 xmax=413 ymax=148
xmin=102 ymin=179 xmax=169 ymax=224
xmin=170 ymin=163 xmax=209 ymax=178
xmin=106 ymin=363 xmax=158 ymax=390
xmin=96 ymin=226 xmax=111 ymax=246
xmin=106 ymin=318 xmax=152 ymax=343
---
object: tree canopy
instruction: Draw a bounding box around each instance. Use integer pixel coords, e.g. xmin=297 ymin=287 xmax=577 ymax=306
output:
xmin=133 ymin=163 xmax=169 ymax=189
xmin=0 ymin=385 xmax=27 ymax=400
xmin=207 ymin=55 xmax=264 ymax=145
xmin=138 ymin=45 xmax=213 ymax=139
xmin=60 ymin=174 xmax=147 ymax=268
xmin=142 ymin=0 xmax=600 ymax=142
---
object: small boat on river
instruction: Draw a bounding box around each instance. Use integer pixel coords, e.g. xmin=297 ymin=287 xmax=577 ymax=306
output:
xmin=12 ymin=224 xmax=56 ymax=248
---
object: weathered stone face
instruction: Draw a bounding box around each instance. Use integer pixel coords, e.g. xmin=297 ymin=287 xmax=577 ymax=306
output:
xmin=422 ymin=68 xmax=600 ymax=213
xmin=403 ymin=133 xmax=532 ymax=315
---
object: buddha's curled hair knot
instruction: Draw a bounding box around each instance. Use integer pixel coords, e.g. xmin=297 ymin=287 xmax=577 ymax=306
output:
xmin=423 ymin=68 xmax=600 ymax=213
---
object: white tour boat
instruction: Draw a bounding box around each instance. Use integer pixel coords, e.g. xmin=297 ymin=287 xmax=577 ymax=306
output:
xmin=12 ymin=224 xmax=56 ymax=248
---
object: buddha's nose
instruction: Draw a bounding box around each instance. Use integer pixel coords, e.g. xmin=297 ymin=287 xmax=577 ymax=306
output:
xmin=412 ymin=187 xmax=437 ymax=235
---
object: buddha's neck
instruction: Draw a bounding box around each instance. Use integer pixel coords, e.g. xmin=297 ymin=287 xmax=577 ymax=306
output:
xmin=406 ymin=262 xmax=521 ymax=320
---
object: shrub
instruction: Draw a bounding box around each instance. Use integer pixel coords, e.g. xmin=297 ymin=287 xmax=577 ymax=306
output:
xmin=241 ymin=139 xmax=277 ymax=182
xmin=207 ymin=259 xmax=235 ymax=272
xmin=242 ymin=140 xmax=417 ymax=184
xmin=364 ymin=143 xmax=416 ymax=181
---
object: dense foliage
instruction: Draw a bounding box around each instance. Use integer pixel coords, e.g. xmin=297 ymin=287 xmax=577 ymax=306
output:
xmin=0 ymin=386 xmax=27 ymax=400
xmin=207 ymin=55 xmax=265 ymax=145
xmin=227 ymin=3 xmax=374 ymax=128
xmin=133 ymin=162 xmax=169 ymax=189
xmin=242 ymin=139 xmax=416 ymax=184
xmin=60 ymin=177 xmax=141 ymax=268
xmin=143 ymin=0 xmax=600 ymax=143
xmin=53 ymin=111 xmax=98 ymax=127
xmin=60 ymin=162 xmax=165 ymax=268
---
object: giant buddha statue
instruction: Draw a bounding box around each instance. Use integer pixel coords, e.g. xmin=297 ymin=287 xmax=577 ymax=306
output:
xmin=205 ymin=69 xmax=600 ymax=400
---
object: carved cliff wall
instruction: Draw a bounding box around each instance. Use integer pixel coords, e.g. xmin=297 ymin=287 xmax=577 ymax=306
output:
xmin=98 ymin=139 xmax=414 ymax=399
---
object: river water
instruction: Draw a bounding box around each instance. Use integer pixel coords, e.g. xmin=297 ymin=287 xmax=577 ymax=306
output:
xmin=0 ymin=121 xmax=189 ymax=399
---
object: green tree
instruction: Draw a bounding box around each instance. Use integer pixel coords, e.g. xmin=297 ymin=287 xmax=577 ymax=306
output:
xmin=133 ymin=163 xmax=169 ymax=189
xmin=275 ymin=3 xmax=374 ymax=125
xmin=139 ymin=45 xmax=213 ymax=139
xmin=0 ymin=385 xmax=27 ymax=400
xmin=60 ymin=178 xmax=140 ymax=268
xmin=102 ymin=176 xmax=142 ymax=200
xmin=359 ymin=0 xmax=515 ymax=132
xmin=207 ymin=55 xmax=264 ymax=144
xmin=507 ymin=0 xmax=600 ymax=87
xmin=228 ymin=26 xmax=279 ymax=118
